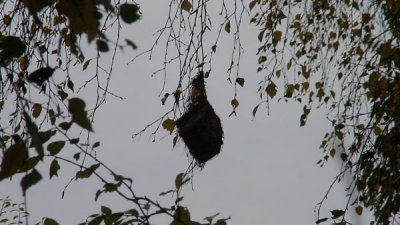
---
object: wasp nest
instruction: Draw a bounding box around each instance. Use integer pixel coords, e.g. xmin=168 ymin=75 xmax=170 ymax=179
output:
xmin=175 ymin=72 xmax=224 ymax=165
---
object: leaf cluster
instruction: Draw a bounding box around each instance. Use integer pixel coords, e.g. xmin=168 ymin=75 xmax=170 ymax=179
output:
xmin=250 ymin=0 xmax=400 ymax=224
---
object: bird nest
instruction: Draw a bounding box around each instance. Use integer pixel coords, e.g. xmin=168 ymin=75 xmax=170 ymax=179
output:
xmin=175 ymin=72 xmax=224 ymax=166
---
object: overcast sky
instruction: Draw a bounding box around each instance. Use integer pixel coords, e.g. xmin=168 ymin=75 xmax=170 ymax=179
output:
xmin=2 ymin=1 xmax=371 ymax=225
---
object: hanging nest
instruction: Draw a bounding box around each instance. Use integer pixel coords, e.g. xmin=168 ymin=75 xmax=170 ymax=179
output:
xmin=175 ymin=72 xmax=224 ymax=165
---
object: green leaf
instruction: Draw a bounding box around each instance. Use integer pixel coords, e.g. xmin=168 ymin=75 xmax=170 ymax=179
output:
xmin=300 ymin=106 xmax=310 ymax=126
xmin=285 ymin=84 xmax=294 ymax=98
xmin=27 ymin=67 xmax=55 ymax=86
xmin=98 ymin=0 xmax=113 ymax=12
xmin=160 ymin=190 xmax=174 ymax=196
xmin=38 ymin=129 xmax=56 ymax=143
xmin=162 ymin=119 xmax=175 ymax=133
xmin=47 ymin=141 xmax=65 ymax=155
xmin=258 ymin=30 xmax=265 ymax=42
xmin=96 ymin=40 xmax=109 ymax=52
xmin=204 ymin=213 xmax=220 ymax=223
xmin=126 ymin=39 xmax=137 ymax=49
xmin=88 ymin=216 xmax=103 ymax=225
xmin=0 ymin=143 xmax=28 ymax=181
xmin=104 ymin=183 xmax=120 ymax=192
xmin=110 ymin=213 xmax=123 ymax=222
xmin=173 ymin=135 xmax=178 ymax=147
xmin=70 ymin=137 xmax=79 ymax=143
xmin=236 ymin=77 xmax=245 ymax=87
xmin=0 ymin=36 xmax=26 ymax=61
xmin=316 ymin=218 xmax=328 ymax=224
xmin=125 ymin=209 xmax=139 ymax=217
xmin=73 ymin=152 xmax=80 ymax=160
xmin=49 ymin=159 xmax=60 ymax=179
xmin=175 ymin=196 xmax=184 ymax=204
xmin=58 ymin=90 xmax=68 ymax=101
xmin=20 ymin=169 xmax=42 ymax=195
xmin=211 ymin=45 xmax=217 ymax=53
xmin=68 ymin=98 xmax=86 ymax=118
xmin=95 ymin=190 xmax=103 ymax=201
xmin=175 ymin=173 xmax=184 ymax=189
xmin=170 ymin=207 xmax=191 ymax=225
xmin=24 ymin=112 xmax=44 ymax=158
xmin=67 ymin=79 xmax=74 ymax=91
xmin=56 ymin=0 xmax=100 ymax=42
xmin=59 ymin=122 xmax=72 ymax=130
xmin=76 ymin=163 xmax=100 ymax=179
xmin=120 ymin=3 xmax=140 ymax=24
xmin=101 ymin=206 xmax=112 ymax=215
xmin=214 ymin=219 xmax=227 ymax=225
xmin=12 ymin=134 xmax=23 ymax=143
xmin=19 ymin=157 xmax=40 ymax=173
xmin=196 ymin=62 xmax=205 ymax=68
xmin=330 ymin=209 xmax=345 ymax=219
xmin=25 ymin=0 xmax=53 ymax=13
xmin=92 ymin=141 xmax=100 ymax=148
xmin=43 ymin=218 xmax=59 ymax=225
xmin=181 ymin=0 xmax=192 ymax=12
xmin=68 ymin=98 xmax=93 ymax=131
xmin=249 ymin=0 xmax=257 ymax=10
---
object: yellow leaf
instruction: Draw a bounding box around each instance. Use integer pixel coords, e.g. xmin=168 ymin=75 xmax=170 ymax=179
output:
xmin=336 ymin=131 xmax=344 ymax=140
xmin=173 ymin=135 xmax=178 ymax=147
xmin=373 ymin=126 xmax=382 ymax=135
xmin=302 ymin=82 xmax=310 ymax=92
xmin=43 ymin=26 xmax=51 ymax=35
xmin=355 ymin=206 xmax=363 ymax=216
xmin=49 ymin=109 xmax=56 ymax=125
xmin=174 ymin=90 xmax=181 ymax=102
xmin=252 ymin=104 xmax=260 ymax=117
xmin=273 ymin=30 xmax=282 ymax=41
xmin=14 ymin=123 xmax=21 ymax=133
xmin=330 ymin=149 xmax=336 ymax=158
xmin=225 ymin=21 xmax=231 ymax=33
xmin=32 ymin=104 xmax=42 ymax=118
xmin=285 ymin=84 xmax=294 ymax=97
xmin=162 ymin=119 xmax=175 ymax=133
xmin=3 ymin=14 xmax=11 ymax=26
xmin=266 ymin=82 xmax=277 ymax=98
xmin=19 ymin=56 xmax=29 ymax=70
xmin=83 ymin=59 xmax=91 ymax=71
xmin=231 ymin=98 xmax=239 ymax=108
xmin=356 ymin=124 xmax=365 ymax=130
xmin=161 ymin=93 xmax=169 ymax=105
xmin=287 ymin=60 xmax=292 ymax=70
xmin=276 ymin=70 xmax=281 ymax=78
xmin=181 ymin=0 xmax=192 ymax=12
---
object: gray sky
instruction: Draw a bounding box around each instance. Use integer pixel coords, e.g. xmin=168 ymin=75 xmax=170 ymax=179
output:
xmin=2 ymin=1 xmax=370 ymax=225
